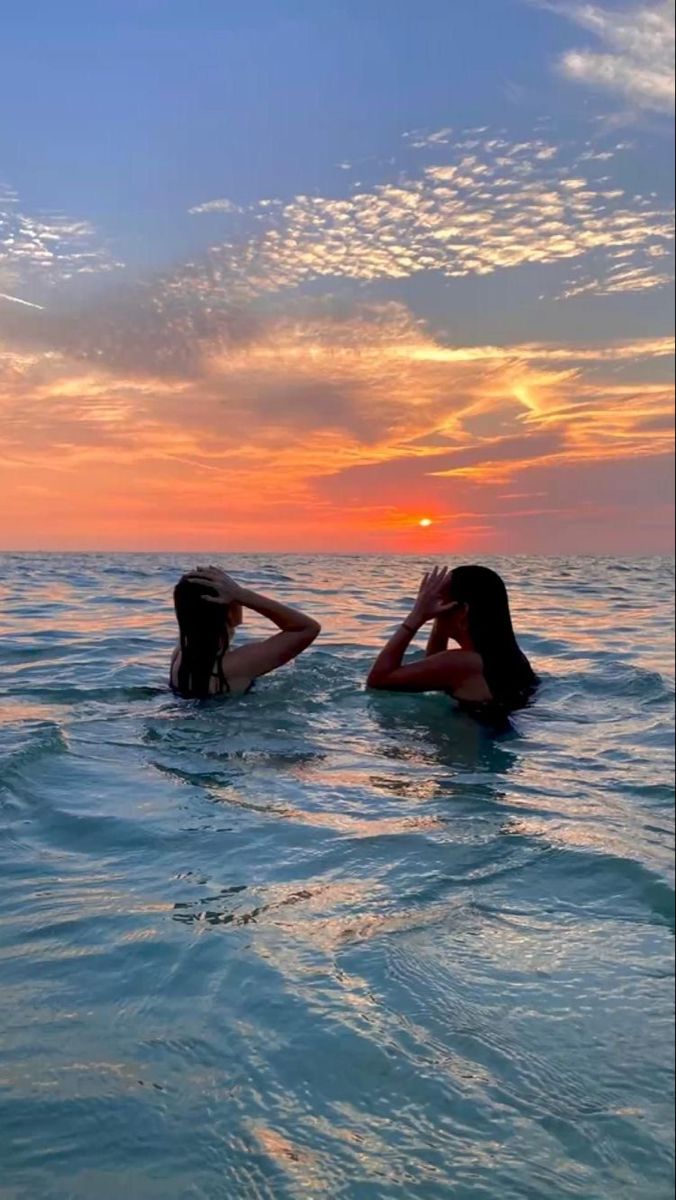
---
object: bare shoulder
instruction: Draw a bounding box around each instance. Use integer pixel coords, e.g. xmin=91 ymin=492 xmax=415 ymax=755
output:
xmin=432 ymin=649 xmax=485 ymax=684
xmin=442 ymin=650 xmax=493 ymax=701
xmin=441 ymin=649 xmax=483 ymax=669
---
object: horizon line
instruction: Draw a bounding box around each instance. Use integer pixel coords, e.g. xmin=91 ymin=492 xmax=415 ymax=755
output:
xmin=0 ymin=549 xmax=673 ymax=560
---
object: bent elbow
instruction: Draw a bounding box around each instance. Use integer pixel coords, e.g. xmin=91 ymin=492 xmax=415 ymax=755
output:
xmin=305 ymin=619 xmax=321 ymax=644
xmin=366 ymin=670 xmax=387 ymax=690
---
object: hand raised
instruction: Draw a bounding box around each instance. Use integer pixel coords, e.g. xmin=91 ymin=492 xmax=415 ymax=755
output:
xmin=188 ymin=567 xmax=244 ymax=605
xmin=410 ymin=566 xmax=457 ymax=625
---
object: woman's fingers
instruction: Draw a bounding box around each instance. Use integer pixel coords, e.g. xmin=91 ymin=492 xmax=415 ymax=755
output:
xmin=425 ymin=566 xmax=448 ymax=591
xmin=434 ymin=600 xmax=458 ymax=615
xmin=194 ymin=564 xmax=240 ymax=587
xmin=186 ymin=573 xmax=236 ymax=602
xmin=187 ymin=573 xmax=221 ymax=587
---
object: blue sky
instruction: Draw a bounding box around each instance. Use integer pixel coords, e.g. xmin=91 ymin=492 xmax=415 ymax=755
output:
xmin=0 ymin=0 xmax=673 ymax=551
xmin=2 ymin=1 xmax=670 ymax=268
xmin=2 ymin=5 xmax=531 ymax=245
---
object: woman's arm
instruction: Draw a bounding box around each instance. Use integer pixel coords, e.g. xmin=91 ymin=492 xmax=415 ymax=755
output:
xmin=367 ymin=567 xmax=469 ymax=692
xmin=368 ymin=646 xmax=480 ymax=694
xmin=190 ymin=570 xmax=321 ymax=680
xmin=236 ymin=588 xmax=319 ymax=635
xmin=367 ymin=619 xmax=422 ymax=689
xmin=426 ymin=619 xmax=449 ymax=657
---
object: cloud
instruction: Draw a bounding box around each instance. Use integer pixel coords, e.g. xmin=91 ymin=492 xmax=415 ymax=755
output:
xmin=4 ymin=126 xmax=672 ymax=384
xmin=1 ymin=304 xmax=673 ymax=550
xmin=1 ymin=117 xmax=672 ymax=551
xmin=553 ymin=2 xmax=675 ymax=113
xmin=179 ymin=133 xmax=673 ymax=304
xmin=0 ymin=185 xmax=123 ymax=296
xmin=403 ymin=126 xmax=455 ymax=149
xmin=188 ymin=198 xmax=242 ymax=215
xmin=558 ymin=256 xmax=674 ymax=297
xmin=0 ymin=292 xmax=45 ymax=310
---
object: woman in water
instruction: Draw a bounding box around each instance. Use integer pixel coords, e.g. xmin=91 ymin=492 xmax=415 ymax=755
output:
xmin=170 ymin=566 xmax=321 ymax=699
xmin=367 ymin=565 xmax=537 ymax=720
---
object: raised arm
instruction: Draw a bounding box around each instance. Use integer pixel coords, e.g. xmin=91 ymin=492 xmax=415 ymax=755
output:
xmin=238 ymin=590 xmax=318 ymax=634
xmin=191 ymin=569 xmax=320 ymax=681
xmin=367 ymin=567 xmax=474 ymax=693
xmin=426 ymin=619 xmax=449 ymax=657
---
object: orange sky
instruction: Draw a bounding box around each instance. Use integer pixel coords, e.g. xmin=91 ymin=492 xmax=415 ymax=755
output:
xmin=1 ymin=307 xmax=673 ymax=553
xmin=1 ymin=79 xmax=674 ymax=554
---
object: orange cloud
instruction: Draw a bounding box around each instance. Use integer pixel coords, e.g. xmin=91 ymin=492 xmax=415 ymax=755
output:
xmin=0 ymin=305 xmax=673 ymax=552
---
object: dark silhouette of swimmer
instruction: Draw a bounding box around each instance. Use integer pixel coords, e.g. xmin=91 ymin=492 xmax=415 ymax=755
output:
xmin=367 ymin=565 xmax=537 ymax=721
xmin=171 ymin=566 xmax=320 ymax=698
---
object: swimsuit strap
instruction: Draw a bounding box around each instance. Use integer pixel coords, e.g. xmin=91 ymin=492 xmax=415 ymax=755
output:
xmin=211 ymin=655 xmax=230 ymax=695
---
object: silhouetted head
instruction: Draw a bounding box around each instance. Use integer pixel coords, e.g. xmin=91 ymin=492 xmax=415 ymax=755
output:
xmin=173 ymin=575 xmax=241 ymax=698
xmin=439 ymin=565 xmax=538 ymax=708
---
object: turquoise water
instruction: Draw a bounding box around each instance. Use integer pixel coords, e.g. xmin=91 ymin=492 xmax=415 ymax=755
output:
xmin=0 ymin=554 xmax=673 ymax=1200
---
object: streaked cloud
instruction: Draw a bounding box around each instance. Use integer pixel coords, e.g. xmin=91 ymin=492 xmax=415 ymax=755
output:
xmin=552 ymin=1 xmax=675 ymax=113
xmin=180 ymin=133 xmax=673 ymax=303
xmin=3 ymin=128 xmax=672 ymax=384
xmin=2 ymin=303 xmax=672 ymax=551
xmin=558 ymin=253 xmax=674 ymax=297
xmin=1 ymin=3 xmax=672 ymax=556
xmin=0 ymin=186 xmax=122 ymax=294
xmin=403 ymin=126 xmax=456 ymax=149
xmin=189 ymin=198 xmax=242 ymax=215
xmin=0 ymin=292 xmax=45 ymax=310
xmin=1 ymin=117 xmax=671 ymax=552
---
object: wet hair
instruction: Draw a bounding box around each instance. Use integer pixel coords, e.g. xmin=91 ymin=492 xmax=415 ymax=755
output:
xmin=173 ymin=576 xmax=231 ymax=699
xmin=447 ymin=565 xmax=538 ymax=710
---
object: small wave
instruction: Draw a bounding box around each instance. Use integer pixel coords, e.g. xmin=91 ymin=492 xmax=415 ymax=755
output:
xmin=0 ymin=721 xmax=69 ymax=779
xmin=3 ymin=684 xmax=165 ymax=705
xmin=0 ymin=552 xmax=673 ymax=1200
xmin=496 ymin=836 xmax=676 ymax=928
xmin=0 ymin=642 xmax=76 ymax=666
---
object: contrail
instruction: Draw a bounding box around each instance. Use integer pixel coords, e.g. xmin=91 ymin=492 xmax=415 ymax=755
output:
xmin=0 ymin=292 xmax=45 ymax=310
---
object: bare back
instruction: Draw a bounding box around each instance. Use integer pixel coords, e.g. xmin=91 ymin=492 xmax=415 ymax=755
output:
xmin=170 ymin=647 xmax=254 ymax=697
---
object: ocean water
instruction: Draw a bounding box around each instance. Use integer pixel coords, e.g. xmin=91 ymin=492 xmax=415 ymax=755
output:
xmin=0 ymin=553 xmax=673 ymax=1200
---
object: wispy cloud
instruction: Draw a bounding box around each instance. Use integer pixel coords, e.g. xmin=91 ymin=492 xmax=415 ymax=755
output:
xmin=2 ymin=126 xmax=671 ymax=422
xmin=2 ymin=303 xmax=672 ymax=549
xmin=551 ymin=1 xmax=675 ymax=113
xmin=558 ymin=251 xmax=674 ymax=297
xmin=403 ymin=126 xmax=456 ymax=149
xmin=180 ymin=133 xmax=673 ymax=304
xmin=0 ymin=292 xmax=45 ymax=310
xmin=0 ymin=186 xmax=122 ymax=296
xmin=188 ymin=198 xmax=242 ymax=215
xmin=3 ymin=127 xmax=672 ymax=385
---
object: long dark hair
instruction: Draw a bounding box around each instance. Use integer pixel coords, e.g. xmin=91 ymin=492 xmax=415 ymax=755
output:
xmin=448 ymin=566 xmax=538 ymax=709
xmin=173 ymin=576 xmax=230 ymax=698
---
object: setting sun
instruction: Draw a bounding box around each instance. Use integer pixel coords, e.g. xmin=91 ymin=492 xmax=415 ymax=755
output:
xmin=419 ymin=518 xmax=434 ymax=528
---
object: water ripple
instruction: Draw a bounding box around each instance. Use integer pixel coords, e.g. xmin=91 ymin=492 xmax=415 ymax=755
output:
xmin=0 ymin=553 xmax=673 ymax=1200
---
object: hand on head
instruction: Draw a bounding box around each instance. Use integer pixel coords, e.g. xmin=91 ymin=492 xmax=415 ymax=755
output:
xmin=186 ymin=566 xmax=245 ymax=606
xmin=410 ymin=566 xmax=459 ymax=626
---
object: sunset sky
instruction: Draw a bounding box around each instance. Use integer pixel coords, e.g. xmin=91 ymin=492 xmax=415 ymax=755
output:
xmin=1 ymin=0 xmax=674 ymax=554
